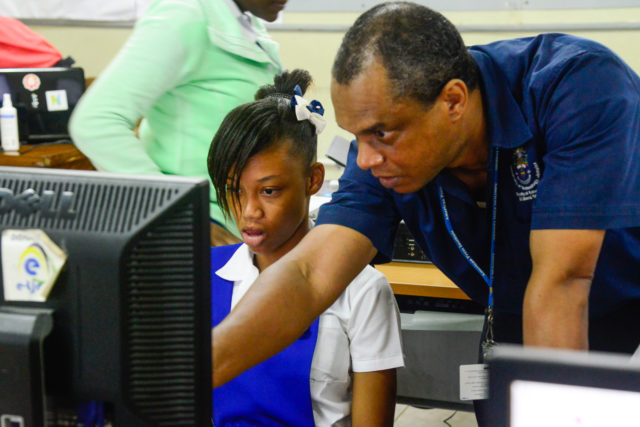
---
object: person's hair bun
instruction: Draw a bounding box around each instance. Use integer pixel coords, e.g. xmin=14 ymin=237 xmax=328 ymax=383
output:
xmin=255 ymin=69 xmax=312 ymax=100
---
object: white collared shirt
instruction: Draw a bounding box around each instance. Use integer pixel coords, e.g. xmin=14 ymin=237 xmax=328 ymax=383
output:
xmin=215 ymin=244 xmax=405 ymax=426
xmin=221 ymin=0 xmax=258 ymax=43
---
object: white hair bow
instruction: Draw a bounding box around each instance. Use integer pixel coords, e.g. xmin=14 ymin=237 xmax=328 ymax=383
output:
xmin=291 ymin=86 xmax=326 ymax=135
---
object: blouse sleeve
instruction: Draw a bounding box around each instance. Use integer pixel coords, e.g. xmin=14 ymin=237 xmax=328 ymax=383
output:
xmin=316 ymin=140 xmax=402 ymax=263
xmin=347 ymin=266 xmax=405 ymax=372
xmin=69 ymin=0 xmax=202 ymax=174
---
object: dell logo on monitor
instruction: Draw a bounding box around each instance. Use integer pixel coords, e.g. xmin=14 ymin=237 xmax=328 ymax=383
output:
xmin=0 ymin=188 xmax=77 ymax=219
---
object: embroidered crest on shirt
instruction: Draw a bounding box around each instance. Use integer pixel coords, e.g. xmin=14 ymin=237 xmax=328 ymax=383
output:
xmin=510 ymin=147 xmax=540 ymax=202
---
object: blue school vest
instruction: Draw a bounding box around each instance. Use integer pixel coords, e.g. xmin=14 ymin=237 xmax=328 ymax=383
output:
xmin=211 ymin=244 xmax=319 ymax=427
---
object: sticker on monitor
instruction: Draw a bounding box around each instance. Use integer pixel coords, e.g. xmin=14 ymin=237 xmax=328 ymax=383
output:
xmin=2 ymin=229 xmax=67 ymax=302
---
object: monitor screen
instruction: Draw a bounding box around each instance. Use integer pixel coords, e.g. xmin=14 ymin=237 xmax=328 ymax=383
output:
xmin=0 ymin=167 xmax=211 ymax=426
xmin=0 ymin=68 xmax=85 ymax=143
xmin=487 ymin=344 xmax=640 ymax=427
xmin=510 ymin=379 xmax=640 ymax=426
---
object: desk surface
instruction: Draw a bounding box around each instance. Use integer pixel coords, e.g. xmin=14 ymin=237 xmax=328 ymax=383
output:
xmin=375 ymin=262 xmax=471 ymax=300
xmin=0 ymin=143 xmax=94 ymax=170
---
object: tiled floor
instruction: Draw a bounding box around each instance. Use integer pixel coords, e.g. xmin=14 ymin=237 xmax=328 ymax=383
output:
xmin=394 ymin=405 xmax=478 ymax=426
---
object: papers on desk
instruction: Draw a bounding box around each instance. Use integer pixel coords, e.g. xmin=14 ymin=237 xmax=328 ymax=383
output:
xmin=309 ymin=194 xmax=331 ymax=219
xmin=309 ymin=179 xmax=338 ymax=219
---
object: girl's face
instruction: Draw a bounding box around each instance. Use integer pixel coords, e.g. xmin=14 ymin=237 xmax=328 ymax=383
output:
xmin=229 ymin=142 xmax=323 ymax=268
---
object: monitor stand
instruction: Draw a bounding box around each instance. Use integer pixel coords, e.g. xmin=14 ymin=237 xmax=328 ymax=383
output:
xmin=0 ymin=306 xmax=53 ymax=427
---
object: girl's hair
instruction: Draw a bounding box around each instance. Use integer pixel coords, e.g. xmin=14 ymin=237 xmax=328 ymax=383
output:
xmin=208 ymin=69 xmax=318 ymax=218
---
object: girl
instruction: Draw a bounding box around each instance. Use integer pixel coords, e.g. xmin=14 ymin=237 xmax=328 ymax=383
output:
xmin=208 ymin=69 xmax=404 ymax=426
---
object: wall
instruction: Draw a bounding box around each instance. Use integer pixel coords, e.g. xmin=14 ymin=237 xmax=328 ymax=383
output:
xmin=28 ymin=6 xmax=640 ymax=178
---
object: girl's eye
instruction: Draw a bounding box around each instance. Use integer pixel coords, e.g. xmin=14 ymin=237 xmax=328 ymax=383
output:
xmin=375 ymin=130 xmax=386 ymax=139
xmin=263 ymin=188 xmax=278 ymax=196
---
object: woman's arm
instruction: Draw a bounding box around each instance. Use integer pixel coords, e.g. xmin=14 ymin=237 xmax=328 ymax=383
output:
xmin=69 ymin=1 xmax=198 ymax=173
xmin=352 ymin=369 xmax=397 ymax=426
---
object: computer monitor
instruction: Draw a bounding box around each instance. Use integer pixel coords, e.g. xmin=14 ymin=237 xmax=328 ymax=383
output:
xmin=0 ymin=68 xmax=85 ymax=143
xmin=0 ymin=167 xmax=211 ymax=426
xmin=486 ymin=344 xmax=640 ymax=427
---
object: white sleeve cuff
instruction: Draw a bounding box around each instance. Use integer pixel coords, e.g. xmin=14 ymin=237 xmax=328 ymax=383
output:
xmin=352 ymin=354 xmax=405 ymax=373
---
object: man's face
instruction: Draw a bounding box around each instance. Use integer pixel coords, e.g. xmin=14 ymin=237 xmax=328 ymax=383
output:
xmin=331 ymin=61 xmax=466 ymax=194
xmin=234 ymin=0 xmax=287 ymax=22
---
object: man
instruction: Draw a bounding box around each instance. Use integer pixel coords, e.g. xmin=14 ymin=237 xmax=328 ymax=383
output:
xmin=214 ymin=0 xmax=640 ymax=401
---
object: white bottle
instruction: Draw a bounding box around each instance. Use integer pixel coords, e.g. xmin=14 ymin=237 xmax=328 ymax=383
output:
xmin=1 ymin=93 xmax=20 ymax=153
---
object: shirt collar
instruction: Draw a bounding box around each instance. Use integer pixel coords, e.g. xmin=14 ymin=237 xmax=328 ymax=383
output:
xmin=214 ymin=220 xmax=314 ymax=281
xmin=222 ymin=0 xmax=258 ymax=43
xmin=215 ymin=243 xmax=258 ymax=282
xmin=469 ymin=49 xmax=533 ymax=150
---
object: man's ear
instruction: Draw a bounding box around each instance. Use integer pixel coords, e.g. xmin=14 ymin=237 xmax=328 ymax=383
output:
xmin=307 ymin=162 xmax=325 ymax=196
xmin=440 ymin=79 xmax=468 ymax=121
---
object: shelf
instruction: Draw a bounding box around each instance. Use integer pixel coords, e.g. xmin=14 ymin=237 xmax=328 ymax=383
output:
xmin=0 ymin=143 xmax=94 ymax=170
xmin=375 ymin=262 xmax=471 ymax=300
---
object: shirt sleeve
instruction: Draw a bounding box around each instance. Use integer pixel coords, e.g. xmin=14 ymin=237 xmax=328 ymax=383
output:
xmin=68 ymin=0 xmax=202 ymax=174
xmin=347 ymin=266 xmax=404 ymax=372
xmin=316 ymin=140 xmax=401 ymax=263
xmin=531 ymin=48 xmax=640 ymax=229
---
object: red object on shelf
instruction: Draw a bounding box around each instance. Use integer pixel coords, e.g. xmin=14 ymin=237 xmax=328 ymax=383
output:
xmin=0 ymin=16 xmax=63 ymax=68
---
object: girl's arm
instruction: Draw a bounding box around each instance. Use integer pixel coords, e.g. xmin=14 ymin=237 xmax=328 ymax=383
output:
xmin=347 ymin=267 xmax=404 ymax=426
xmin=352 ymin=369 xmax=397 ymax=426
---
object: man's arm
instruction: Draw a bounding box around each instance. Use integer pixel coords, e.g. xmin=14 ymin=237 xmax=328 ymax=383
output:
xmin=351 ymin=369 xmax=397 ymax=426
xmin=212 ymin=224 xmax=377 ymax=387
xmin=523 ymin=229 xmax=605 ymax=349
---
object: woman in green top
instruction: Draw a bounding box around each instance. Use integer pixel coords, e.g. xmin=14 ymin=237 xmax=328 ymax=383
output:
xmin=69 ymin=0 xmax=286 ymax=245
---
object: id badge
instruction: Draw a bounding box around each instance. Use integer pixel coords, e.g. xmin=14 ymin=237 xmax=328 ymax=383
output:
xmin=460 ymin=364 xmax=489 ymax=400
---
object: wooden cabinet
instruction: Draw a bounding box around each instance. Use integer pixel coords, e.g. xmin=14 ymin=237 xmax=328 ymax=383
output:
xmin=0 ymin=144 xmax=95 ymax=170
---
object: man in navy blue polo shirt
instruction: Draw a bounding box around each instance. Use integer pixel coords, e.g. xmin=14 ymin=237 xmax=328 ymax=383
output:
xmin=319 ymin=4 xmax=640 ymax=355
xmin=213 ymin=0 xmax=640 ymax=401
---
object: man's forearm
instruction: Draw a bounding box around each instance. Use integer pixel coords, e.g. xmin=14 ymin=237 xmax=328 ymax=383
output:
xmin=524 ymin=229 xmax=604 ymax=350
xmin=212 ymin=260 xmax=320 ymax=387
xmin=522 ymin=276 xmax=591 ymax=350
xmin=212 ymin=224 xmax=376 ymax=387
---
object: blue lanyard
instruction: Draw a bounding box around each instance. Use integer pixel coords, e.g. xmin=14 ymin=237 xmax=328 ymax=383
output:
xmin=438 ymin=148 xmax=499 ymax=309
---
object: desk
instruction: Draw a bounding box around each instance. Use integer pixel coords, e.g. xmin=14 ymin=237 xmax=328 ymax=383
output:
xmin=376 ymin=261 xmax=470 ymax=300
xmin=0 ymin=144 xmax=95 ymax=170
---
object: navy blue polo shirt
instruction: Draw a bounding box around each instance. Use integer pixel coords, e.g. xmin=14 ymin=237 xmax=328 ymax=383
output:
xmin=317 ymin=33 xmax=640 ymax=317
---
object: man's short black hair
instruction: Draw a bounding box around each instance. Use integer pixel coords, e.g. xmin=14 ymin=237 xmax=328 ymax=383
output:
xmin=332 ymin=1 xmax=479 ymax=107
xmin=208 ymin=69 xmax=317 ymax=218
